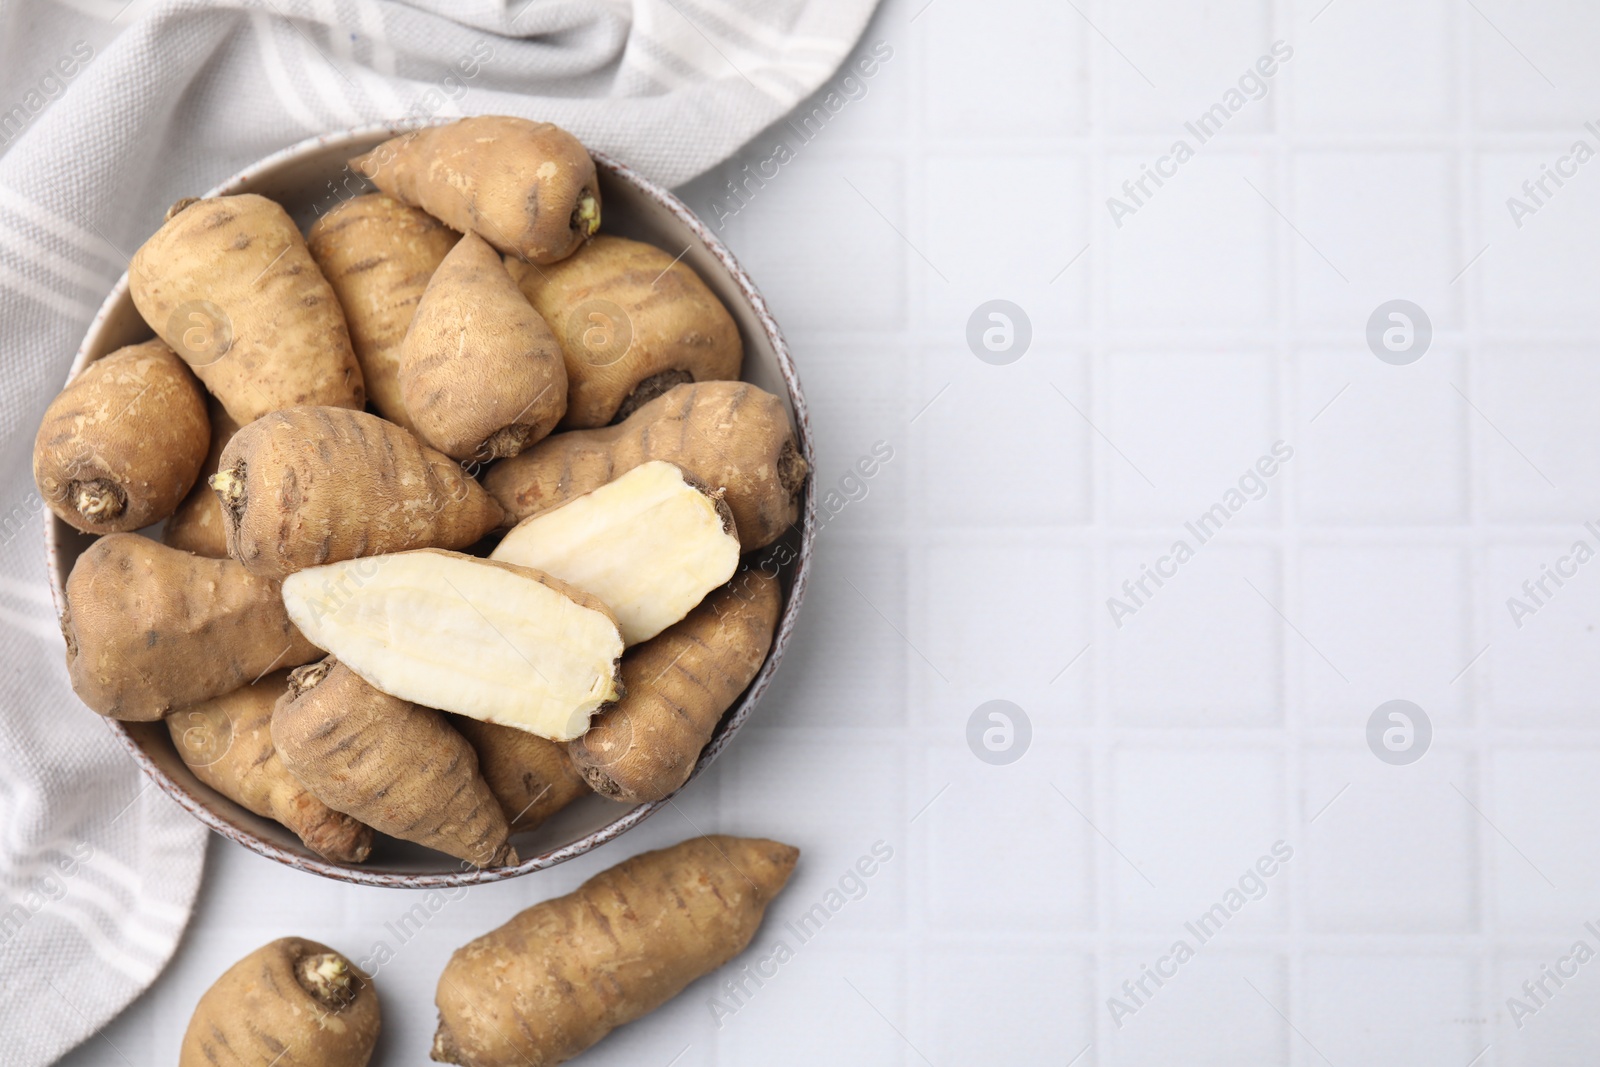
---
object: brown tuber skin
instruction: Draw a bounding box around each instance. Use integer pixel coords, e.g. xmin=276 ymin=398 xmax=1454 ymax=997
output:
xmin=273 ymin=659 xmax=518 ymax=867
xmin=484 ymin=381 xmax=807 ymax=551
xmin=213 ymin=407 xmax=505 ymax=580
xmin=168 ymin=672 xmax=373 ymax=863
xmin=569 ymin=572 xmax=781 ymax=803
xmin=34 ymin=340 xmax=210 ymax=535
xmin=307 ymin=193 xmax=460 ymax=432
xmin=129 ymin=194 xmax=365 ymax=425
xmin=61 ymin=534 xmax=320 ymax=721
xmin=162 ymin=397 xmax=241 ymax=558
xmin=352 ymin=116 xmax=599 ymax=266
xmin=399 ymin=231 xmax=567 ymax=460
xmin=505 ymin=235 xmax=743 ymax=429
xmin=431 ymin=835 xmax=798 ymax=1067
xmin=179 ymin=937 xmax=380 ymax=1067
xmin=452 ymin=716 xmax=591 ymax=833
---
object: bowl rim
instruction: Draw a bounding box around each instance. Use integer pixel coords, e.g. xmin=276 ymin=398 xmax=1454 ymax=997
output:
xmin=44 ymin=120 xmax=815 ymax=888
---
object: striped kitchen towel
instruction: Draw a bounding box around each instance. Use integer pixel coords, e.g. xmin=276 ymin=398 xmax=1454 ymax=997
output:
xmin=0 ymin=0 xmax=880 ymax=1063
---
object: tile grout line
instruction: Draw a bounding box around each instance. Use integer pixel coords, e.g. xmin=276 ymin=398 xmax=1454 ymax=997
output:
xmin=1084 ymin=0 xmax=1117 ymax=1060
xmin=1456 ymin=5 xmax=1498 ymax=1059
xmin=889 ymin=131 xmax=1600 ymax=151
xmin=799 ymin=523 xmax=1600 ymax=543
xmin=1272 ymin=4 xmax=1308 ymax=1062
xmin=904 ymin=0 xmax=932 ymax=1057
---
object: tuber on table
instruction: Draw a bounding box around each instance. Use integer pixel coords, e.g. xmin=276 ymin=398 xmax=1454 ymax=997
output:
xmin=431 ymin=834 xmax=798 ymax=1066
xmin=179 ymin=937 xmax=380 ymax=1067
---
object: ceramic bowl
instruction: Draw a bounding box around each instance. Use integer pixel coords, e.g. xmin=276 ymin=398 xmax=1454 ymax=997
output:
xmin=43 ymin=121 xmax=814 ymax=887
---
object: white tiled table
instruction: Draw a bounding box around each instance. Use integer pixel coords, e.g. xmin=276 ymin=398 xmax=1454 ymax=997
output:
xmin=64 ymin=0 xmax=1600 ymax=1063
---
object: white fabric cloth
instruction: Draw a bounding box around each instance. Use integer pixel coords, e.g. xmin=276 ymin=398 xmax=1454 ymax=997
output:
xmin=0 ymin=1 xmax=878 ymax=1063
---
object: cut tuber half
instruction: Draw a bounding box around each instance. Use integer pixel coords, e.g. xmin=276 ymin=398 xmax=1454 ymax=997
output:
xmin=280 ymin=549 xmax=624 ymax=741
xmin=489 ymin=460 xmax=741 ymax=646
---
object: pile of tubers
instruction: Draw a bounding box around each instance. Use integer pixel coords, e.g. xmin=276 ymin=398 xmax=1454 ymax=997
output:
xmin=39 ymin=116 xmax=809 ymax=871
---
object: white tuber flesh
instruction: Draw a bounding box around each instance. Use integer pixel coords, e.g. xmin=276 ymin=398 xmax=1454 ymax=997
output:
xmin=490 ymin=460 xmax=742 ymax=646
xmin=280 ymin=549 xmax=624 ymax=741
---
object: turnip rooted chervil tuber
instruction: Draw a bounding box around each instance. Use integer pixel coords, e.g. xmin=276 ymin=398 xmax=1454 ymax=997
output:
xmin=273 ymin=659 xmax=516 ymax=867
xmin=306 ymin=192 xmax=460 ymax=433
xmin=399 ymin=230 xmax=567 ymax=461
xmin=180 ymin=937 xmax=380 ymax=1067
xmin=130 ymin=194 xmax=365 ymax=425
xmin=351 ymin=116 xmax=599 ymax=265
xmin=569 ymin=571 xmax=782 ymax=803
xmin=484 ymin=380 xmax=807 ymax=552
xmin=168 ymin=671 xmax=374 ymax=864
xmin=505 ymin=234 xmax=743 ymax=429
xmin=33 ymin=339 xmax=210 ymax=535
xmin=61 ymin=534 xmax=320 ymax=721
xmin=212 ymin=406 xmax=504 ymax=581
xmin=431 ymin=834 xmax=798 ymax=1066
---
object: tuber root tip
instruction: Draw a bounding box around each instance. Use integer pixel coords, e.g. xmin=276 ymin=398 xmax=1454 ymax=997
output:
xmin=70 ymin=479 xmax=125 ymax=524
xmin=209 ymin=465 xmax=247 ymax=512
xmin=478 ymin=424 xmax=534 ymax=461
xmin=165 ymin=197 xmax=200 ymax=223
xmin=287 ymin=658 xmax=335 ymax=700
xmin=572 ymin=190 xmax=600 ymax=238
xmin=613 ymin=369 xmax=693 ymax=424
xmin=578 ymin=761 xmax=628 ymax=801
xmin=777 ymin=439 xmax=808 ymax=496
xmin=295 ymin=951 xmax=357 ymax=1011
xmin=58 ymin=607 xmax=77 ymax=661
xmin=431 ymin=1024 xmax=462 ymax=1064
